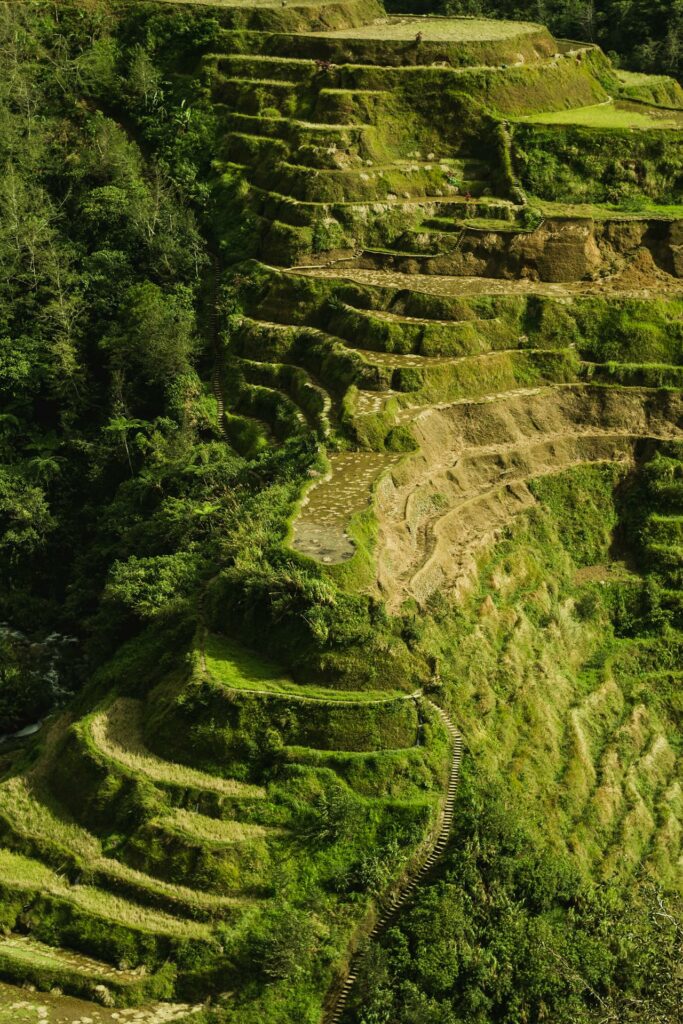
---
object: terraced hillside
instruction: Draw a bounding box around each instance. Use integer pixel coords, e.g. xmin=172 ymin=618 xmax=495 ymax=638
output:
xmin=0 ymin=626 xmax=451 ymax=1014
xmin=1 ymin=2 xmax=681 ymax=1023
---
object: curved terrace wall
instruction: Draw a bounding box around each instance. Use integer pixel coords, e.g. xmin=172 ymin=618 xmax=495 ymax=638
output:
xmin=146 ymin=0 xmax=385 ymax=33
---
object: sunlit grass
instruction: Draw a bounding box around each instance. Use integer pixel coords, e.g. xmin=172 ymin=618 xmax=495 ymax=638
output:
xmin=312 ymin=17 xmax=544 ymax=41
xmin=157 ymin=808 xmax=273 ymax=846
xmin=0 ymin=778 xmax=100 ymax=862
xmin=0 ymin=778 xmax=252 ymax=916
xmin=203 ymin=633 xmax=409 ymax=702
xmin=0 ymin=849 xmax=212 ymax=938
xmin=89 ymin=699 xmax=266 ymax=798
xmin=532 ymin=198 xmax=683 ymax=220
xmin=517 ymin=100 xmax=683 ymax=129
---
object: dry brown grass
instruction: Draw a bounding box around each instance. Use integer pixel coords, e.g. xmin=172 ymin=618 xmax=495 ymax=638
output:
xmin=90 ymin=699 xmax=266 ymax=798
xmin=158 ymin=808 xmax=272 ymax=846
xmin=0 ymin=776 xmax=253 ymax=915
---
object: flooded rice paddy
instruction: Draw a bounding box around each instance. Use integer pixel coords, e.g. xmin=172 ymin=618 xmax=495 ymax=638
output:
xmin=293 ymin=451 xmax=399 ymax=561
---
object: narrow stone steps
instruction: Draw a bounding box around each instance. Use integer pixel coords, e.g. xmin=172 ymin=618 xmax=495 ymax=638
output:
xmin=208 ymin=260 xmax=229 ymax=441
xmin=212 ymin=364 xmax=228 ymax=438
xmin=323 ymin=702 xmax=463 ymax=1023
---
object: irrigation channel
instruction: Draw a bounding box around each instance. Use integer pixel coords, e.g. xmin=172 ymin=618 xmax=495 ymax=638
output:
xmin=324 ymin=701 xmax=463 ymax=1024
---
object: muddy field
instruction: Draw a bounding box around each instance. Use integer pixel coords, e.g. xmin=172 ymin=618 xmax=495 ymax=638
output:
xmin=0 ymin=983 xmax=201 ymax=1024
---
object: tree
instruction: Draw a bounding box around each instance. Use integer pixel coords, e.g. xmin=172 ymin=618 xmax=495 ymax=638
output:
xmin=104 ymin=551 xmax=200 ymax=619
xmin=101 ymin=281 xmax=197 ymax=387
xmin=0 ymin=467 xmax=54 ymax=560
xmin=127 ymin=45 xmax=162 ymax=111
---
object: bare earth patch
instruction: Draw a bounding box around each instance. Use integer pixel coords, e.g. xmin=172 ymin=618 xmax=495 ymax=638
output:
xmin=371 ymin=386 xmax=683 ymax=610
xmin=0 ymin=980 xmax=201 ymax=1024
xmin=293 ymin=451 xmax=400 ymax=561
xmin=574 ymin=561 xmax=637 ymax=584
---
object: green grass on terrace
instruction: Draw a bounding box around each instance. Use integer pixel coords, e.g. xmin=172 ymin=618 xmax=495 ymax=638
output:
xmin=617 ymin=70 xmax=673 ymax=87
xmin=0 ymin=849 xmax=212 ymax=939
xmin=89 ymin=699 xmax=266 ymax=799
xmin=0 ymin=934 xmax=137 ymax=982
xmin=459 ymin=217 xmax=526 ymax=232
xmin=516 ymin=99 xmax=683 ymax=129
xmin=156 ymin=807 xmax=272 ymax=846
xmin=309 ymin=16 xmax=544 ymax=40
xmin=531 ymin=198 xmax=683 ymax=220
xmin=0 ymin=775 xmax=100 ymax=863
xmin=616 ymin=69 xmax=683 ymax=105
xmin=158 ymin=0 xmax=353 ymax=6
xmin=203 ymin=634 xmax=411 ymax=702
xmin=0 ymin=777 xmax=250 ymax=917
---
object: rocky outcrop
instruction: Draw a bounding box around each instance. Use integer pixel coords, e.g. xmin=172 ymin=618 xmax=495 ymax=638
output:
xmin=354 ymin=217 xmax=683 ymax=282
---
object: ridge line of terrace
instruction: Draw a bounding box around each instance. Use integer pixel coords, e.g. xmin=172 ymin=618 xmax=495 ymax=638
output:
xmin=219 ymin=48 xmax=594 ymax=74
xmin=204 ymin=676 xmax=424 ymax=705
xmin=199 ymin=639 xmax=422 ymax=704
xmin=287 ymin=267 xmax=683 ymax=296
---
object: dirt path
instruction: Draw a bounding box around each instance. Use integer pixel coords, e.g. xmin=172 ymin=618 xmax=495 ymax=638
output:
xmin=295 ymin=266 xmax=683 ymax=298
xmin=324 ymin=700 xmax=462 ymax=1024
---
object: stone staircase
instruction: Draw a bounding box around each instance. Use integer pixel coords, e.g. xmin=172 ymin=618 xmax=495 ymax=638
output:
xmin=325 ymin=700 xmax=463 ymax=1024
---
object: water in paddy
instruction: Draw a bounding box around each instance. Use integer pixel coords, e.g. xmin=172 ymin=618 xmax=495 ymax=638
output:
xmin=354 ymin=349 xmax=457 ymax=367
xmin=0 ymin=982 xmax=200 ymax=1024
xmin=293 ymin=452 xmax=399 ymax=562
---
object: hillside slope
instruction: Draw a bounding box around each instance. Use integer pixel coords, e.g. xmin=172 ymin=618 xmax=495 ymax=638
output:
xmin=0 ymin=3 xmax=680 ymax=1023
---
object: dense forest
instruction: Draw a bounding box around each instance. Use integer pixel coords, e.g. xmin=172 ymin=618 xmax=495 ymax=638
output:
xmin=0 ymin=1 xmax=213 ymax=733
xmin=391 ymin=0 xmax=683 ymax=79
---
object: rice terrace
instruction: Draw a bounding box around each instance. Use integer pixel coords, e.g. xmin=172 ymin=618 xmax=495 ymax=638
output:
xmin=0 ymin=1 xmax=680 ymax=1023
